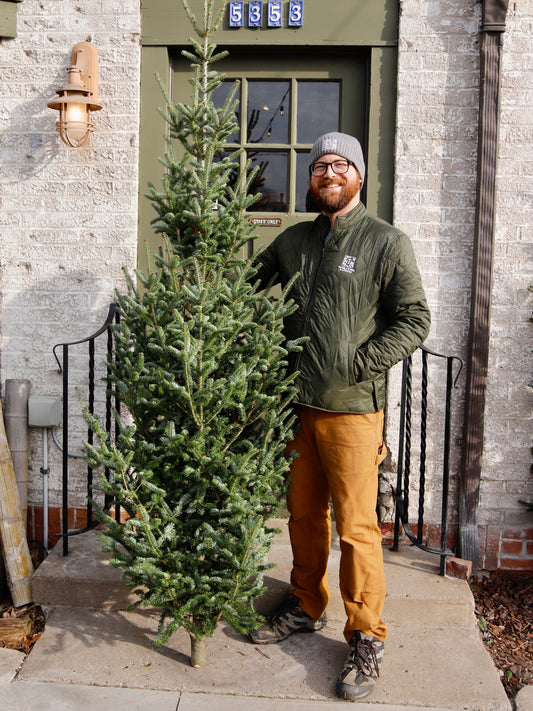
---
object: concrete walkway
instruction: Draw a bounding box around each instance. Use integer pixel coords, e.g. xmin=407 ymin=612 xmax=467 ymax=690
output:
xmin=0 ymin=520 xmax=513 ymax=710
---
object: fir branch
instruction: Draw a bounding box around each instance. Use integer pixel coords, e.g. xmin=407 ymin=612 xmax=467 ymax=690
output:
xmin=86 ymin=0 xmax=300 ymax=658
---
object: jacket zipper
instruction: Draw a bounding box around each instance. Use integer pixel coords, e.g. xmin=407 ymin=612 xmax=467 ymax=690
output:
xmin=292 ymin=229 xmax=332 ymax=374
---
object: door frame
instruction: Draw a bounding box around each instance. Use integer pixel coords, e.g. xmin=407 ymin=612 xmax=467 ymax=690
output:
xmin=139 ymin=1 xmax=398 ymax=272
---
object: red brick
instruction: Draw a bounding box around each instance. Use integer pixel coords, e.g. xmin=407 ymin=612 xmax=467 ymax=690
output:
xmin=27 ymin=504 xmax=63 ymax=551
xmin=32 ymin=506 xmax=44 ymax=544
xmin=446 ymin=525 xmax=458 ymax=552
xmin=500 ymin=557 xmax=533 ymax=572
xmin=26 ymin=506 xmax=35 ymax=540
xmin=380 ymin=522 xmax=394 ymax=535
xmin=405 ymin=523 xmax=427 ymax=545
xmin=425 ymin=524 xmax=458 ymax=552
xmin=501 ymin=540 xmax=524 ymax=555
xmin=427 ymin=524 xmax=440 ymax=548
xmin=446 ymin=556 xmax=473 ymax=580
xmin=527 ymin=542 xmax=533 ymax=556
xmin=109 ymin=506 xmax=130 ymax=523
xmin=503 ymin=527 xmax=533 ymax=540
xmin=380 ymin=522 xmax=395 ymax=546
xmin=47 ymin=507 xmax=61 ymax=551
xmin=74 ymin=507 xmax=88 ymax=529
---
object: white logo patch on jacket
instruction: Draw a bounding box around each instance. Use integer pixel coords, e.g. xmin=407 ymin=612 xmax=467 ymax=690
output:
xmin=338 ymin=255 xmax=357 ymax=273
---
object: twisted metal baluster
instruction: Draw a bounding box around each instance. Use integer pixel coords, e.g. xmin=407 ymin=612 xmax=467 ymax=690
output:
xmin=87 ymin=337 xmax=95 ymax=530
xmin=62 ymin=344 xmax=69 ymax=556
xmin=403 ymin=356 xmax=413 ymax=519
xmin=439 ymin=355 xmax=456 ymax=574
xmin=417 ymin=350 xmax=428 ymax=544
xmin=393 ymin=357 xmax=409 ymax=550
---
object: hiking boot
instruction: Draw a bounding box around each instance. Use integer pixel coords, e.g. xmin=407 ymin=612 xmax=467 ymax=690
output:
xmin=336 ymin=631 xmax=384 ymax=701
xmin=249 ymin=595 xmax=327 ymax=644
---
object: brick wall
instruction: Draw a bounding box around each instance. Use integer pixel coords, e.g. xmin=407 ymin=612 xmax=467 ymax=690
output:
xmin=391 ymin=0 xmax=480 ymax=556
xmin=0 ymin=1 xmax=141 ymax=518
xmin=0 ymin=0 xmax=531 ymax=570
xmin=394 ymin=0 xmax=533 ymax=571
xmin=480 ymin=1 xmax=533 ymax=571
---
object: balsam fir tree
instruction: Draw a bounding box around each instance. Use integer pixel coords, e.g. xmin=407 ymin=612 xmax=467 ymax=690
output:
xmin=85 ymin=0 xmax=301 ymax=667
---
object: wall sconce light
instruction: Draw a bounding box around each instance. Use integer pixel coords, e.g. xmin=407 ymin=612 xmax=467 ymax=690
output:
xmin=47 ymin=41 xmax=102 ymax=148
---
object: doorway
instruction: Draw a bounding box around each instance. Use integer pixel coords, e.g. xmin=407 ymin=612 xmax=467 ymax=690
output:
xmin=170 ymin=49 xmax=369 ymax=253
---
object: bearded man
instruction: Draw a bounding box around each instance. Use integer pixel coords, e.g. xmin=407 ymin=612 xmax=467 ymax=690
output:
xmin=250 ymin=133 xmax=431 ymax=702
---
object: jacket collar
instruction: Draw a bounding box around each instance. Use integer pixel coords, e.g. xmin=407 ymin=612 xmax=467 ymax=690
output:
xmin=315 ymin=201 xmax=367 ymax=237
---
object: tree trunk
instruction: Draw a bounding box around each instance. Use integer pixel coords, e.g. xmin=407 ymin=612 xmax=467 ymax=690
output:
xmin=189 ymin=634 xmax=207 ymax=667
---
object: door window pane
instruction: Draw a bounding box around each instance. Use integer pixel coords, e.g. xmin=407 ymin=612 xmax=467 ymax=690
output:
xmin=297 ymin=81 xmax=340 ymax=143
xmin=247 ymin=81 xmax=290 ymax=144
xmin=212 ymin=79 xmax=342 ymax=212
xmin=212 ymin=80 xmax=241 ymax=143
xmin=248 ymin=152 xmax=288 ymax=212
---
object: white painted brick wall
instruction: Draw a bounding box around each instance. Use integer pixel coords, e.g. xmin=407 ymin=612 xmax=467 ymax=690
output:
xmin=483 ymin=0 xmax=533 ymax=529
xmin=0 ymin=0 xmax=141 ymax=508
xmin=390 ymin=0 xmax=480 ymax=527
xmin=1 ymin=0 xmax=531 ymax=548
xmin=394 ymin=0 xmax=533 ymax=533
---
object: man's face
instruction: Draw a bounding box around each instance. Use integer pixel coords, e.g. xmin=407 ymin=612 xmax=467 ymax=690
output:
xmin=309 ymin=153 xmax=362 ymax=215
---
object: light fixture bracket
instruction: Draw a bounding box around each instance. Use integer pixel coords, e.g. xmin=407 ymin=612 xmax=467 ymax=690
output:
xmin=48 ymin=42 xmax=102 ymax=148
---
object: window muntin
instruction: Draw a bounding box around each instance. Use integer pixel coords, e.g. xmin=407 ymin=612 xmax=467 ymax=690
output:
xmin=212 ymin=78 xmax=341 ymax=213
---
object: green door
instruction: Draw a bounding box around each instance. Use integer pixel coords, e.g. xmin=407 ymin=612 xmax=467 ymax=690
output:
xmin=169 ymin=50 xmax=368 ymax=258
xmin=139 ymin=2 xmax=398 ymax=273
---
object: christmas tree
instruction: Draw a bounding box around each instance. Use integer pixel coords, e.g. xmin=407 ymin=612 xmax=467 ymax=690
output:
xmin=85 ymin=0 xmax=301 ymax=667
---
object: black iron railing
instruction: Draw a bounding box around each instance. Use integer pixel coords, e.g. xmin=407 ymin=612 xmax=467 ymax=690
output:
xmin=53 ymin=303 xmax=120 ymax=556
xmin=53 ymin=310 xmax=463 ymax=570
xmin=392 ymin=346 xmax=463 ymax=575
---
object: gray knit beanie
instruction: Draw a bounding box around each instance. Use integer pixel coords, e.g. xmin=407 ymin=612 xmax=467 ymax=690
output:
xmin=309 ymin=132 xmax=366 ymax=184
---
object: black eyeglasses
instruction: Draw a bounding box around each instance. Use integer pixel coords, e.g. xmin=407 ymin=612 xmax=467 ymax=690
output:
xmin=309 ymin=159 xmax=355 ymax=177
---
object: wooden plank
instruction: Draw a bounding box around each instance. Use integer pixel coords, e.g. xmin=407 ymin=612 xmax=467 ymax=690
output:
xmin=0 ymin=617 xmax=32 ymax=648
xmin=0 ymin=397 xmax=33 ymax=606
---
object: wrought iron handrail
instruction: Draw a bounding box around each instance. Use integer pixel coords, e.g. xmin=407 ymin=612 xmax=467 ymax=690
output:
xmin=52 ymin=303 xmax=120 ymax=555
xmin=52 ymin=311 xmax=462 ymax=571
xmin=392 ymin=346 xmax=463 ymax=575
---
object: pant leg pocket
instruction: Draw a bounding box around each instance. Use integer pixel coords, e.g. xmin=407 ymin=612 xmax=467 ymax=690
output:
xmin=375 ymin=441 xmax=387 ymax=466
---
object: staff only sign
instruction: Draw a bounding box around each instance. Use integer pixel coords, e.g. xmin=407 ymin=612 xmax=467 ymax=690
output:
xmin=229 ymin=1 xmax=304 ymax=28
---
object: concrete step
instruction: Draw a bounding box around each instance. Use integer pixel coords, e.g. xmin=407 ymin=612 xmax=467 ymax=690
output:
xmin=26 ymin=518 xmax=510 ymax=711
xmin=32 ymin=519 xmax=295 ymax=613
xmin=32 ymin=518 xmax=474 ymax=624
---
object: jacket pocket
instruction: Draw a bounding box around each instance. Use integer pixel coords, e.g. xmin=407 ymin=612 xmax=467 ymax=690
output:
xmin=320 ymin=340 xmax=357 ymax=388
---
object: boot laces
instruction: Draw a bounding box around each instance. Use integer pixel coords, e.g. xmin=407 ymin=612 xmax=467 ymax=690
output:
xmin=273 ymin=596 xmax=300 ymax=619
xmin=349 ymin=637 xmax=380 ymax=679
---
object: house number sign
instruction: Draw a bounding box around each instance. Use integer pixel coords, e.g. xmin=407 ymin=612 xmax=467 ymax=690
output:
xmin=229 ymin=1 xmax=304 ymax=28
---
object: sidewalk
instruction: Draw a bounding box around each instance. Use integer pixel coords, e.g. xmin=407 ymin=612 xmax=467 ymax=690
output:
xmin=0 ymin=520 xmax=512 ymax=711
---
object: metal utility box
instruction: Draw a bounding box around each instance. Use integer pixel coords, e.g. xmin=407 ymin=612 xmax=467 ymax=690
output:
xmin=28 ymin=395 xmax=62 ymax=428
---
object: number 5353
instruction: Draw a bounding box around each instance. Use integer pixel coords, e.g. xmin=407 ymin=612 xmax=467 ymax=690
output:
xmin=228 ymin=2 xmax=304 ymax=28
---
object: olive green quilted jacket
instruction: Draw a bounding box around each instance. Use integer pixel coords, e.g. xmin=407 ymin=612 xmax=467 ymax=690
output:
xmin=255 ymin=202 xmax=431 ymax=414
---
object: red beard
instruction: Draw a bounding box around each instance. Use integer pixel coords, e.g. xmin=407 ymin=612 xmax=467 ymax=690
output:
xmin=309 ymin=178 xmax=357 ymax=214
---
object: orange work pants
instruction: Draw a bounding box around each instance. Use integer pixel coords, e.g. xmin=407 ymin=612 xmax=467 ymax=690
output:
xmin=286 ymin=406 xmax=388 ymax=643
